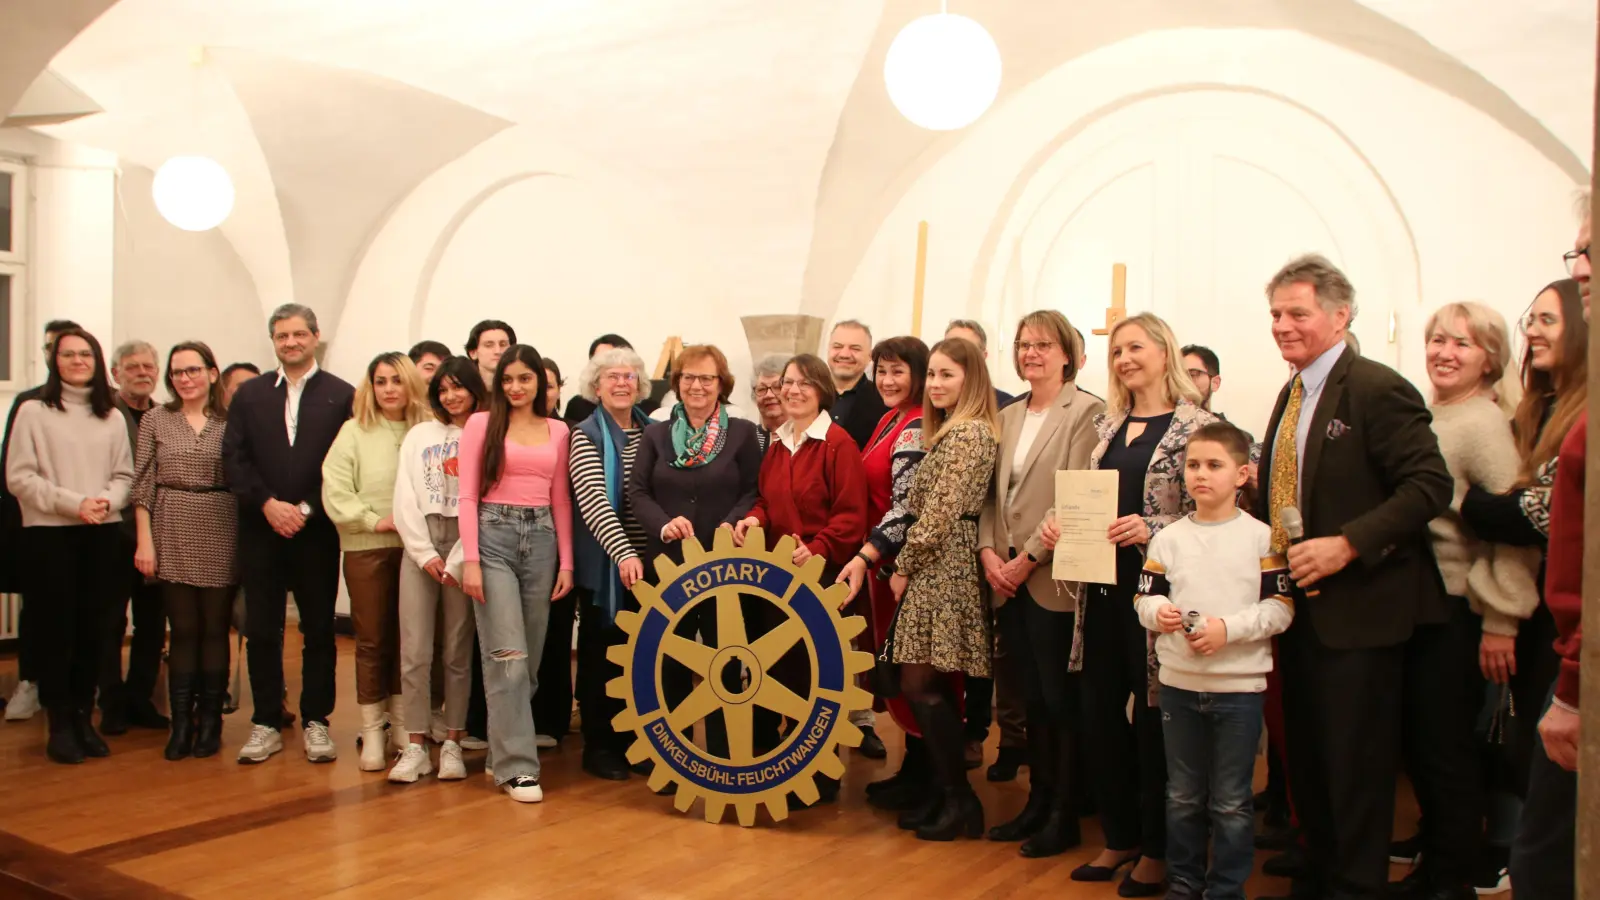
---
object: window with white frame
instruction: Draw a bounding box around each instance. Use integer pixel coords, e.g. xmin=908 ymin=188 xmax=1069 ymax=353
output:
xmin=0 ymin=157 xmax=27 ymax=390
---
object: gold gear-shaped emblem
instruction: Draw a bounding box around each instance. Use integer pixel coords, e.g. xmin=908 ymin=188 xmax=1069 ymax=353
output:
xmin=606 ymin=525 xmax=875 ymax=826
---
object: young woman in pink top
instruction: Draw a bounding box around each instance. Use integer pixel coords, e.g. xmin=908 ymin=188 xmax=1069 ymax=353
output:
xmin=458 ymin=344 xmax=574 ymax=803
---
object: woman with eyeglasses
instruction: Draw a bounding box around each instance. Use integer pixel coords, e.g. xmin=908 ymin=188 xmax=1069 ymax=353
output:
xmin=131 ymin=342 xmax=237 ymax=761
xmin=6 ymin=327 xmax=133 ymax=764
xmin=628 ymin=344 xmax=764 ymax=784
xmin=733 ymin=353 xmax=869 ymax=807
xmin=568 ymin=347 xmax=653 ymax=780
xmin=1460 ymin=279 xmax=1587 ymax=801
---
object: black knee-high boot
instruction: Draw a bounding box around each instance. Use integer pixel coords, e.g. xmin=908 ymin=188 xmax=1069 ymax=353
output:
xmin=164 ymin=673 xmax=196 ymax=760
xmin=989 ymin=722 xmax=1055 ymax=841
xmin=911 ymin=696 xmax=984 ymax=842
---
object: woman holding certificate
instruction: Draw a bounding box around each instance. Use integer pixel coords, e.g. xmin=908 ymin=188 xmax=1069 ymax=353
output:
xmin=879 ymin=338 xmax=999 ymax=841
xmin=977 ymin=310 xmax=1104 ymax=858
xmin=1047 ymin=312 xmax=1214 ymax=895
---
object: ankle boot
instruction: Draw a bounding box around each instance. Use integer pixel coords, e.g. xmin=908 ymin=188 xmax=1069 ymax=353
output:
xmin=47 ymin=707 xmax=86 ymax=764
xmin=358 ymin=702 xmax=388 ymax=771
xmin=1020 ymin=802 xmax=1083 ymax=857
xmin=868 ymin=736 xmax=933 ymax=811
xmin=164 ymin=673 xmax=197 ymax=760
xmin=897 ymin=789 xmax=943 ymax=830
xmin=910 ymin=696 xmax=984 ymax=842
xmin=989 ymin=722 xmax=1058 ymax=840
xmin=75 ymin=708 xmax=110 ymax=758
xmin=193 ymin=672 xmax=227 ymax=758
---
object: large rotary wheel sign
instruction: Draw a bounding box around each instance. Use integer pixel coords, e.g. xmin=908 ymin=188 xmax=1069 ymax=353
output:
xmin=607 ymin=526 xmax=875 ymax=826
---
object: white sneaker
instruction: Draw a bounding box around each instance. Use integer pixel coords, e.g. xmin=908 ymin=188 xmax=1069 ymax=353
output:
xmin=5 ymin=681 xmax=39 ymax=721
xmin=429 ymin=709 xmax=448 ymax=744
xmin=534 ymin=733 xmax=558 ymax=749
xmin=437 ymin=740 xmax=467 ymax=781
xmin=304 ymin=721 xmax=338 ymax=763
xmin=387 ymin=743 xmax=433 ymax=783
xmin=504 ymin=775 xmax=543 ymax=803
xmin=460 ymin=734 xmax=488 ymax=751
xmin=237 ymin=724 xmax=283 ymax=763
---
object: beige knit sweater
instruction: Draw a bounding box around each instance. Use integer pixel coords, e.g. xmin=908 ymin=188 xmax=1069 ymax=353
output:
xmin=5 ymin=384 xmax=134 ymax=528
xmin=1428 ymin=395 xmax=1540 ymax=636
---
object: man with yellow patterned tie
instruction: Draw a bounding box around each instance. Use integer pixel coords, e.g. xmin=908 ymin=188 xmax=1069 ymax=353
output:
xmin=1253 ymin=255 xmax=1452 ymax=900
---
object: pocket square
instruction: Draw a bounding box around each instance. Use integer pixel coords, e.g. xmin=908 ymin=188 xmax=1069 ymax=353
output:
xmin=1326 ymin=419 xmax=1350 ymax=440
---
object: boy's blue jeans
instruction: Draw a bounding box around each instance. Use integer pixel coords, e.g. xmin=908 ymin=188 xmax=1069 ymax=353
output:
xmin=1159 ymin=685 xmax=1264 ymax=900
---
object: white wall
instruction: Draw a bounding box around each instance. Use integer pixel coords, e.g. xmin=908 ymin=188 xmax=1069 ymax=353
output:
xmin=833 ymin=29 xmax=1583 ymax=438
xmin=332 ymin=126 xmax=753 ymax=396
xmin=112 ymin=163 xmax=269 ymax=372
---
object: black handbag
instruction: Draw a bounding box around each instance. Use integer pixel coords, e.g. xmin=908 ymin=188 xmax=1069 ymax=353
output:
xmin=871 ymin=572 xmax=904 ymax=699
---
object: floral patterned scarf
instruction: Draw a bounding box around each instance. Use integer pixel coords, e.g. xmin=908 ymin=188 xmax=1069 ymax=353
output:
xmin=668 ymin=402 xmax=729 ymax=469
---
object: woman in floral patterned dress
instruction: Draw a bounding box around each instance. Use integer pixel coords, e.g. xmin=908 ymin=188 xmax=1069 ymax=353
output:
xmin=886 ymin=337 xmax=999 ymax=842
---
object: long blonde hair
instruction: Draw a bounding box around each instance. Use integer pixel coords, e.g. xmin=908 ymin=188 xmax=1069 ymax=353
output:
xmin=1424 ymin=301 xmax=1519 ymax=415
xmin=1105 ymin=313 xmax=1203 ymax=414
xmin=353 ymin=352 xmax=429 ymax=429
xmin=923 ymin=338 xmax=1000 ymax=448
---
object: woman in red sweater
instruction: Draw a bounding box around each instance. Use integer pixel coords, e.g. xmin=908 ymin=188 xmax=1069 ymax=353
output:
xmin=734 ymin=352 xmax=868 ymax=805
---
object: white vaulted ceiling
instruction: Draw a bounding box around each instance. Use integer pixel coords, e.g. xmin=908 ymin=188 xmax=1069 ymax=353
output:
xmin=13 ymin=0 xmax=1597 ymax=324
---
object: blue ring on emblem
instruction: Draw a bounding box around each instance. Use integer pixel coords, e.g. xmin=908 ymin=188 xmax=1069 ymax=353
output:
xmin=630 ymin=558 xmax=847 ymax=794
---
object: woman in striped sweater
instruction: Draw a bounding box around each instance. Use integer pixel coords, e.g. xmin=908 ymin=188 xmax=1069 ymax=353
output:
xmin=569 ymin=347 xmax=654 ymax=781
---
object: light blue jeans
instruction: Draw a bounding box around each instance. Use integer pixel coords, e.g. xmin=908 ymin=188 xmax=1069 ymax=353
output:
xmin=475 ymin=503 xmax=557 ymax=785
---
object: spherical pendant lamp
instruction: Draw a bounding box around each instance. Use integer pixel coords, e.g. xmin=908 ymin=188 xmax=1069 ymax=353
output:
xmin=152 ymin=155 xmax=235 ymax=232
xmin=883 ymin=11 xmax=1002 ymax=131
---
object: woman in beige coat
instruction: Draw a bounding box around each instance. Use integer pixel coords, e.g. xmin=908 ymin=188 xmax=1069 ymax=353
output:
xmin=977 ymin=310 xmax=1104 ymax=857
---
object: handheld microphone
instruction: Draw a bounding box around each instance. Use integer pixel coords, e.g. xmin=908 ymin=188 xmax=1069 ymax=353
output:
xmin=1280 ymin=506 xmax=1320 ymax=598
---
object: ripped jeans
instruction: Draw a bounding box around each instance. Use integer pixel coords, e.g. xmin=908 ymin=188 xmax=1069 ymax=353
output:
xmin=474 ymin=503 xmax=558 ymax=785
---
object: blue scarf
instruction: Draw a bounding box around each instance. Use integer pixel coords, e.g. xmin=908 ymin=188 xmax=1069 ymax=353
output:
xmin=574 ymin=405 xmax=648 ymax=623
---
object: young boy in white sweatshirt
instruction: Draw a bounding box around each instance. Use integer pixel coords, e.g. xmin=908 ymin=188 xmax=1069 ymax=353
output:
xmin=1133 ymin=422 xmax=1293 ymax=900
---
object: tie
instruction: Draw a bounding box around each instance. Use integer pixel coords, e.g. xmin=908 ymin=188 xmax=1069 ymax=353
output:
xmin=1268 ymin=376 xmax=1304 ymax=553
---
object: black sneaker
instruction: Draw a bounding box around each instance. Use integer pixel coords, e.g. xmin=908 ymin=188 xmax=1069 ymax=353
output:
xmin=1389 ymin=833 xmax=1423 ymax=865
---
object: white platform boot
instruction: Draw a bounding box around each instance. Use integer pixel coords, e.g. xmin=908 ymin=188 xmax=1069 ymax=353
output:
xmin=358 ymin=703 xmax=388 ymax=772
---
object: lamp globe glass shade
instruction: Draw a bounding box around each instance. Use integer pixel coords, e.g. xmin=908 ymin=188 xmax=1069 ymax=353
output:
xmin=152 ymin=155 xmax=235 ymax=232
xmin=883 ymin=12 xmax=1002 ymax=131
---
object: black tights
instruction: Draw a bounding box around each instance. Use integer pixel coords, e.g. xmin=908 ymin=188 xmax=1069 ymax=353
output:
xmin=164 ymin=583 xmax=232 ymax=676
xmin=901 ymin=663 xmax=954 ymax=704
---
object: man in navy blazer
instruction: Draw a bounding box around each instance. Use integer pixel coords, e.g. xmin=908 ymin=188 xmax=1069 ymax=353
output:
xmin=223 ymin=304 xmax=354 ymax=765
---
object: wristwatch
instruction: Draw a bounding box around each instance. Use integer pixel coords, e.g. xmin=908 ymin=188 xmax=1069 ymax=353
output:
xmin=297 ymin=501 xmax=313 ymax=517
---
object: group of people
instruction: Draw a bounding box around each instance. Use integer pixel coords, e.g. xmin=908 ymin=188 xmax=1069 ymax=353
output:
xmin=0 ymin=205 xmax=1588 ymax=897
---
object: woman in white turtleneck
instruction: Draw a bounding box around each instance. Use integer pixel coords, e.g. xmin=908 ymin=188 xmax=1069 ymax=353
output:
xmin=5 ymin=327 xmax=134 ymax=765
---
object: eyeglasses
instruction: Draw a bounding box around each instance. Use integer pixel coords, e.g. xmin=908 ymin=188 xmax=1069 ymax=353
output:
xmin=1563 ymin=247 xmax=1589 ymax=275
xmin=1520 ymin=312 xmax=1560 ymax=334
xmin=680 ymin=373 xmax=719 ymax=387
xmin=56 ymin=350 xmax=95 ymax=362
xmin=600 ymin=372 xmax=637 ymax=385
xmin=171 ymin=366 xmax=208 ymax=381
xmin=780 ymin=378 xmax=815 ymax=391
xmin=753 ymin=384 xmax=781 ymax=397
xmin=1014 ymin=340 xmax=1058 ymax=354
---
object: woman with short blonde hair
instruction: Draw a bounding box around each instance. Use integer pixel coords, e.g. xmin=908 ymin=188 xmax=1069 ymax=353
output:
xmin=323 ymin=351 xmax=427 ymax=772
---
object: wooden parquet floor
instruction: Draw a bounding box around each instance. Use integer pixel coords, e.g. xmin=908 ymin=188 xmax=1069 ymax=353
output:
xmin=0 ymin=635 xmax=1421 ymax=899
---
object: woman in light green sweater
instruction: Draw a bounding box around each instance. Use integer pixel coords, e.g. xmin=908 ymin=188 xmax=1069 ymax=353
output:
xmin=323 ymin=351 xmax=429 ymax=772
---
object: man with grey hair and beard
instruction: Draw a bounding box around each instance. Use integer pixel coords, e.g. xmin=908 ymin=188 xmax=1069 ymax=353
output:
xmin=98 ymin=340 xmax=170 ymax=735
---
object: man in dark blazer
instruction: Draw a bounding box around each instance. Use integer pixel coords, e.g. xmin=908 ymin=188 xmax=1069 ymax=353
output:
xmin=1254 ymin=255 xmax=1451 ymax=900
xmin=223 ymin=303 xmax=353 ymax=765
